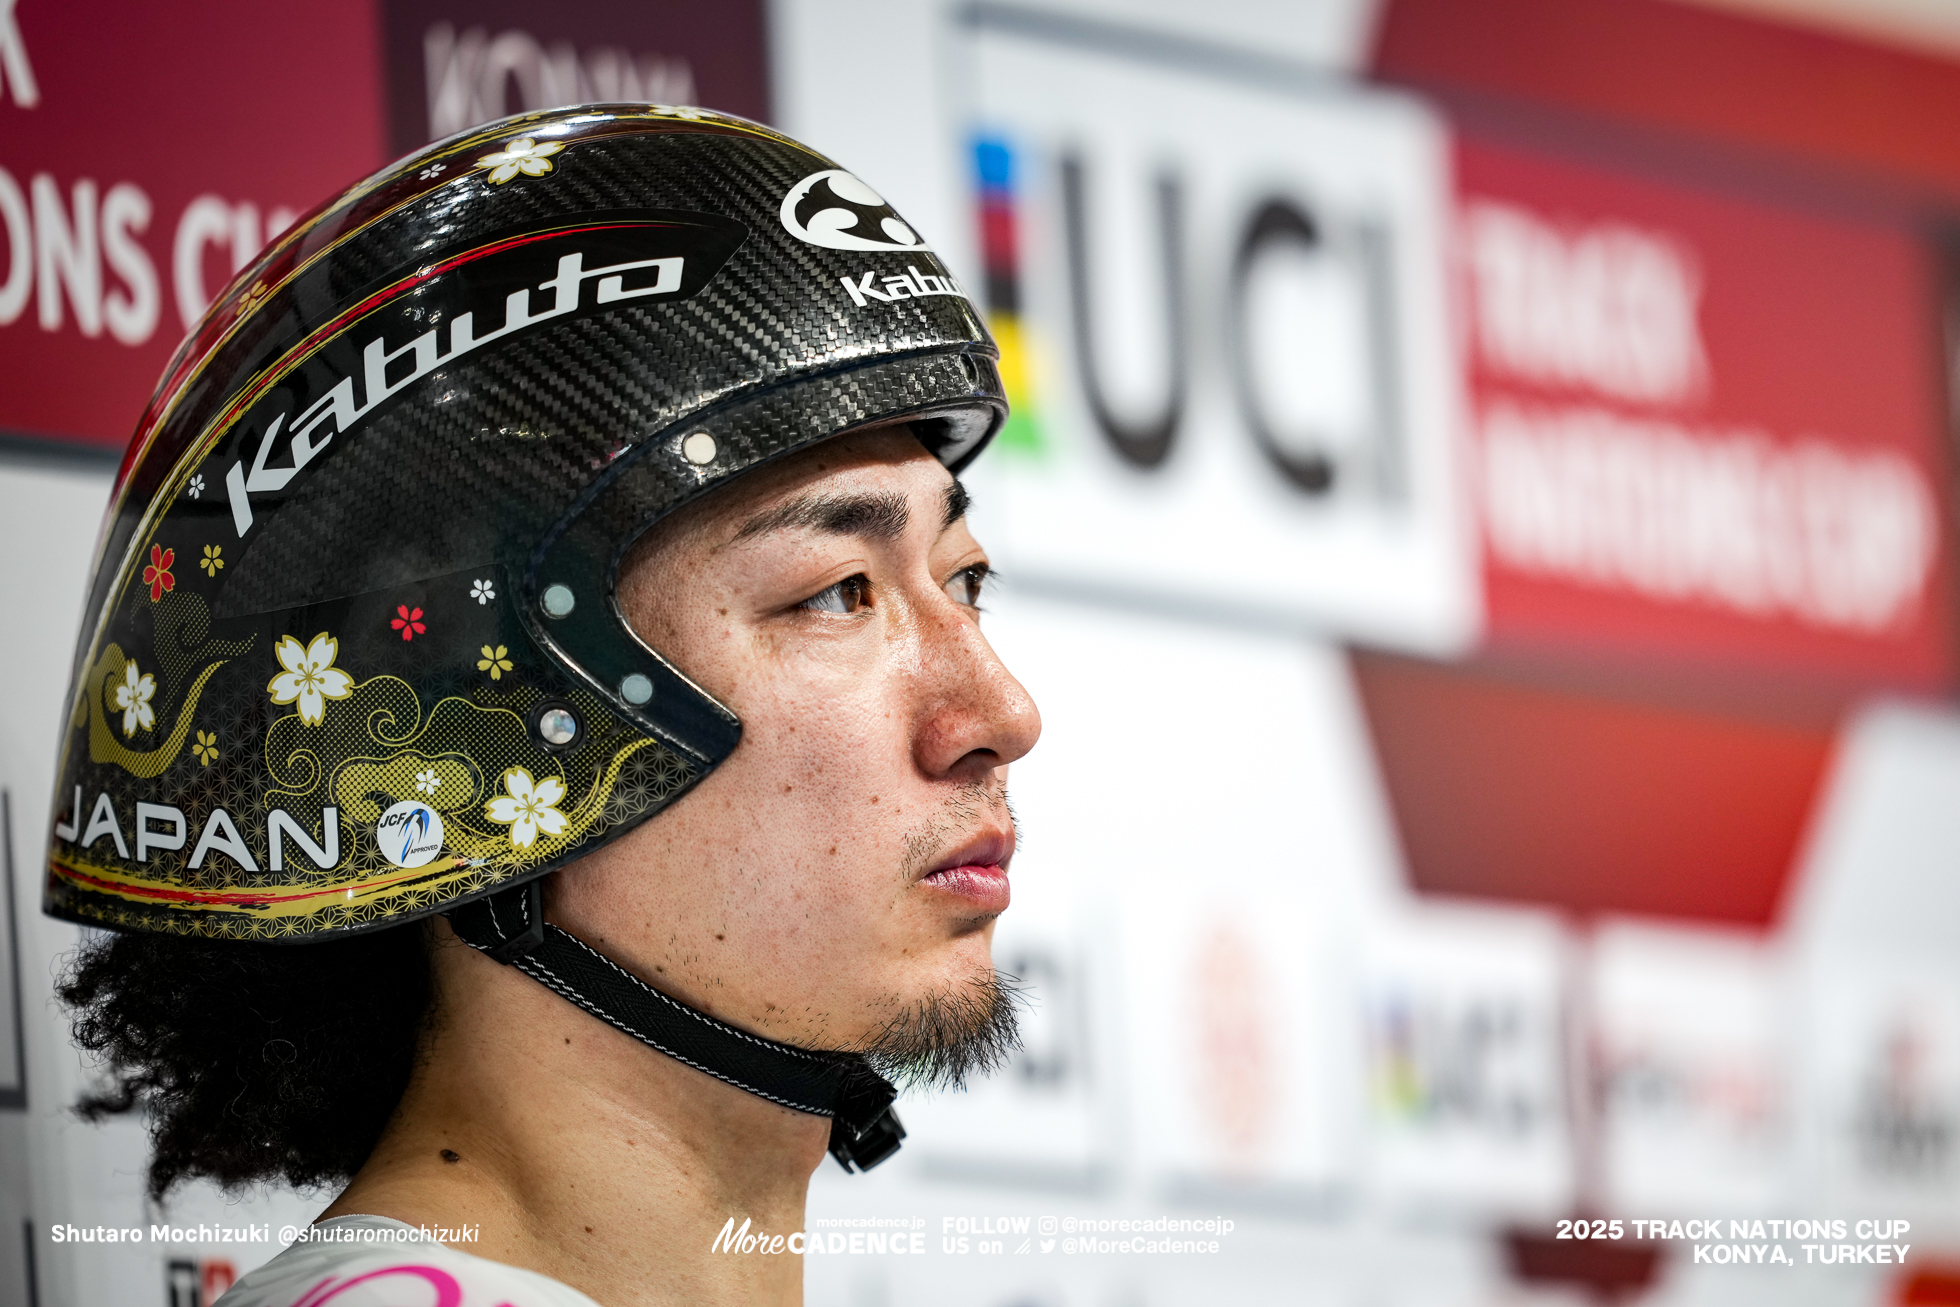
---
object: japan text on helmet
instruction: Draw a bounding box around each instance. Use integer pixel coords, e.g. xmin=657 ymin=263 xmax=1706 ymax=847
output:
xmin=44 ymin=104 xmax=1004 ymax=945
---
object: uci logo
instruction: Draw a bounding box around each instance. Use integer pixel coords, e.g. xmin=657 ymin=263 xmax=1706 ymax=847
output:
xmin=376 ymin=799 xmax=446 ymax=869
xmin=779 ymin=170 xmax=929 ymax=253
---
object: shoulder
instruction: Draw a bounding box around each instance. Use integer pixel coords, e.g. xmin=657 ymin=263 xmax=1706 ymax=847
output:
xmin=217 ymin=1217 xmax=602 ymax=1307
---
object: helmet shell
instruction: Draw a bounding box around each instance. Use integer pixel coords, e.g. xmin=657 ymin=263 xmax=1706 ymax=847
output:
xmin=45 ymin=105 xmax=1004 ymax=941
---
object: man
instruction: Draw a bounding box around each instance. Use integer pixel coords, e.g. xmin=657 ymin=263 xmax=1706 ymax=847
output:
xmin=50 ymin=105 xmax=1037 ymax=1306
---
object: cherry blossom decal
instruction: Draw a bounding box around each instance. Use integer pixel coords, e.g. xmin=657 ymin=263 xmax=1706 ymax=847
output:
xmin=267 ymin=632 xmax=355 ymax=726
xmin=476 ymin=136 xmax=563 ymax=185
xmin=477 ymin=645 xmax=513 ymax=680
xmin=200 ymin=544 xmax=223 ymax=577
xmin=484 ymin=766 xmax=569 ymax=850
xmin=391 ymin=605 xmax=426 ymax=641
xmin=142 ymin=545 xmax=175 ymax=602
xmin=193 ymin=731 xmax=219 ymax=765
xmin=113 ymin=659 xmax=156 ymax=737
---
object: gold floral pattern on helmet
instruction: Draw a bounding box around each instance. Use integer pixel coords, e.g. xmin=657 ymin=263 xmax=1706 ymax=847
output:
xmin=485 ymin=766 xmax=569 ymax=850
xmin=113 ymin=660 xmax=156 ymax=737
xmin=475 ymin=136 xmax=563 ymax=185
xmin=267 ymin=633 xmax=354 ymax=726
xmin=478 ymin=645 xmax=513 ymax=680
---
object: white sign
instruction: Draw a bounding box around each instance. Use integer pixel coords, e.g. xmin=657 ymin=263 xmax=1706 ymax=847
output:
xmin=1593 ymin=922 xmax=1789 ymax=1213
xmin=1785 ymin=704 xmax=1960 ymax=1224
xmin=1361 ymin=905 xmax=1570 ymax=1214
xmin=961 ymin=25 xmax=1475 ymax=654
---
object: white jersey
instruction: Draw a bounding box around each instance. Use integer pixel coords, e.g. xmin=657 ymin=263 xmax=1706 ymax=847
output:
xmin=216 ymin=1216 xmax=602 ymax=1307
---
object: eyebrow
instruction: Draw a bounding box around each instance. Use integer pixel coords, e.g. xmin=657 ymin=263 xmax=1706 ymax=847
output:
xmin=941 ymin=479 xmax=971 ymax=530
xmin=732 ymin=480 xmax=972 ymax=544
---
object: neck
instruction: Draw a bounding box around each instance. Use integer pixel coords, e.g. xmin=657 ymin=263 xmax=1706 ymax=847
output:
xmin=322 ymin=920 xmax=830 ymax=1306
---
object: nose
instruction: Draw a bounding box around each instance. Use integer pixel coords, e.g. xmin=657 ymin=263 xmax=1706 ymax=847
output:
xmin=912 ymin=600 xmax=1042 ymax=781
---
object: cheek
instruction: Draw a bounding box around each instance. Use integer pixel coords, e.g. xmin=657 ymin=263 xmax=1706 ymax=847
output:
xmin=623 ymin=619 xmax=956 ymax=976
xmin=727 ymin=673 xmax=912 ymax=893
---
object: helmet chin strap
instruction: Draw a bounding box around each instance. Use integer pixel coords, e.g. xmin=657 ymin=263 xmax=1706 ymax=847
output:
xmin=446 ymin=879 xmax=906 ymax=1172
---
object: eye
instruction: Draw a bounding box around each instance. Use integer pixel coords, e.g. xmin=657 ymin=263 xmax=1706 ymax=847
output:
xmin=943 ymin=563 xmax=990 ymax=609
xmin=800 ymin=574 xmax=870 ymax=614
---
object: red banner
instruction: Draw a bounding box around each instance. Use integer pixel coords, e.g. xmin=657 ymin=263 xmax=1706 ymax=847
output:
xmin=0 ymin=1 xmax=387 ymax=451
xmin=1460 ymin=137 xmax=1957 ymax=692
xmin=381 ymin=1 xmax=768 ymax=156
xmin=0 ymin=0 xmax=770 ymax=454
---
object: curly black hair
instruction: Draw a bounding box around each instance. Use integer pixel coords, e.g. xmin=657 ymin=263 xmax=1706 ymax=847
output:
xmin=59 ymin=923 xmax=431 ymax=1200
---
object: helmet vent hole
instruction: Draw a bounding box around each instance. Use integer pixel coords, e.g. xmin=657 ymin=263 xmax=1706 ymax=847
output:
xmin=681 ymin=432 xmax=718 ymax=465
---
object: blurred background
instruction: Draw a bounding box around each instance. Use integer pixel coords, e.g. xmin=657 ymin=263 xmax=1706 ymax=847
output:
xmin=4 ymin=0 xmax=1960 ymax=1303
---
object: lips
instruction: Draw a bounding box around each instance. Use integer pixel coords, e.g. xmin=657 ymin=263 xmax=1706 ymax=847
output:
xmin=917 ymin=832 xmax=1012 ymax=914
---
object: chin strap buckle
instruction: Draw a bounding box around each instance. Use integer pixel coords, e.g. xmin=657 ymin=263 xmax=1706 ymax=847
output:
xmin=829 ymin=1107 xmax=906 ymax=1173
xmin=827 ymin=1067 xmax=907 ymax=1172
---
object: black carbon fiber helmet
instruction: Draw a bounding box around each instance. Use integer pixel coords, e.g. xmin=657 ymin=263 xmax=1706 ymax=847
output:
xmin=45 ymin=104 xmax=1001 ymax=946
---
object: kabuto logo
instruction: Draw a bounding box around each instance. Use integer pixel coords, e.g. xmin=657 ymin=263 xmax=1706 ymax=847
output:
xmin=376 ymin=799 xmax=445 ymax=869
xmin=216 ymin=210 xmax=746 ymax=540
xmin=779 ymin=169 xmax=929 ymax=253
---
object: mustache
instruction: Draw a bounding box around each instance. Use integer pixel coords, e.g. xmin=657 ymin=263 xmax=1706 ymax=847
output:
xmin=898 ymin=777 xmax=1019 ymax=883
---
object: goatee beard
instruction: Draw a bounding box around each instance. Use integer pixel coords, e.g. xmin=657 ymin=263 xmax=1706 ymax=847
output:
xmin=854 ymin=970 xmax=1025 ymax=1092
